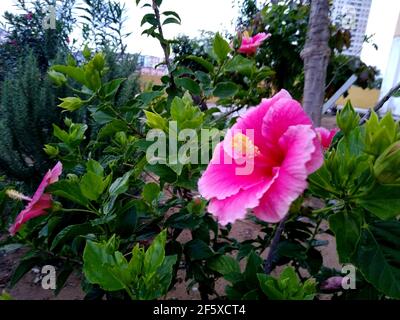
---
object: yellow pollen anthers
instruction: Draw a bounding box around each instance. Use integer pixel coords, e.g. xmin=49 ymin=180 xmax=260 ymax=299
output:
xmin=232 ymin=133 xmax=260 ymax=157
xmin=6 ymin=189 xmax=31 ymax=201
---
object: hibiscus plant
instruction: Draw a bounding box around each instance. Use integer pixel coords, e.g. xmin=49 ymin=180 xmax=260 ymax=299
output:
xmin=1 ymin=0 xmax=400 ymax=301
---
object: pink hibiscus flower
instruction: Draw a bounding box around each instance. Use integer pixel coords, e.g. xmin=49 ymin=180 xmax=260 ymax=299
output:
xmin=9 ymin=162 xmax=63 ymax=235
xmin=315 ymin=127 xmax=339 ymax=150
xmin=238 ymin=32 xmax=271 ymax=55
xmin=198 ymin=90 xmax=324 ymax=225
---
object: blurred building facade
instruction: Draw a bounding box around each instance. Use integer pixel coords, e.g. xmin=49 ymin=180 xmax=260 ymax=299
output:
xmin=379 ymin=13 xmax=400 ymax=117
xmin=0 ymin=27 xmax=9 ymax=44
xmin=332 ymin=0 xmax=372 ymax=56
xmin=137 ymin=55 xmax=168 ymax=76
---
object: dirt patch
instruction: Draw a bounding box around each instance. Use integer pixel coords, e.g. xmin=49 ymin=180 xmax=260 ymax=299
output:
xmin=0 ymin=247 xmax=84 ymax=300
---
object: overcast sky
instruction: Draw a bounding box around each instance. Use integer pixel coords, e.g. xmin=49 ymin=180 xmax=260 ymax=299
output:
xmin=1 ymin=0 xmax=399 ymax=76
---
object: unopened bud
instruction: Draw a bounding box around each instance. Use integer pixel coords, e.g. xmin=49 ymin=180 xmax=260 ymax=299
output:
xmin=374 ymin=141 xmax=400 ymax=184
xmin=48 ymin=70 xmax=67 ymax=87
xmin=320 ymin=276 xmax=343 ymax=292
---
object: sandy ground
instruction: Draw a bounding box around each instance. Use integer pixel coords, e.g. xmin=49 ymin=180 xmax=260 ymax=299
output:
xmin=0 ymin=116 xmax=339 ymax=300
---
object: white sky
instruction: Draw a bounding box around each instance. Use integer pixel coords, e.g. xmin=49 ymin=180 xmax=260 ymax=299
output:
xmin=0 ymin=0 xmax=399 ymax=75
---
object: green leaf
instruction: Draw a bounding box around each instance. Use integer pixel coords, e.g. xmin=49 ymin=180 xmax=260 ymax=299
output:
xmin=109 ymin=171 xmax=132 ymax=198
xmin=213 ymin=81 xmax=239 ymax=98
xmin=142 ymin=183 xmax=160 ymax=203
xmin=162 ymin=11 xmax=181 ymax=22
xmin=51 ymin=223 xmax=98 ymax=251
xmin=165 ymin=210 xmax=203 ymax=229
xmin=52 ymin=65 xmax=86 ymax=85
xmin=80 ymin=172 xmax=105 ymax=201
xmin=137 ymin=91 xmax=164 ymax=106
xmin=170 ymin=96 xmax=204 ymax=129
xmin=52 ymin=124 xmax=69 ymax=144
xmin=213 ymin=32 xmax=231 ymax=62
xmin=257 ymin=267 xmax=316 ymax=300
xmin=86 ymin=160 xmax=104 ymax=177
xmin=185 ymin=239 xmax=214 ymax=261
xmin=175 ymin=77 xmax=201 ymax=95
xmin=144 ymin=110 xmax=168 ymax=130
xmin=145 ymin=164 xmax=177 ymax=184
xmin=163 ymin=17 xmax=180 ymax=25
xmin=128 ymin=244 xmax=144 ymax=277
xmin=100 ymin=78 xmax=126 ymax=100
xmin=156 ymin=255 xmax=177 ymax=294
xmin=82 ymin=45 xmax=92 ymax=60
xmin=185 ymin=56 xmax=214 ymax=73
xmin=83 ymin=239 xmax=127 ymax=291
xmin=98 ymin=120 xmax=128 ymax=139
xmin=329 ymin=210 xmax=362 ymax=263
xmin=244 ymin=251 xmax=263 ymax=287
xmin=47 ymin=180 xmax=89 ymax=207
xmin=353 ymin=221 xmax=400 ymax=299
xmin=207 ymin=255 xmax=241 ymax=275
xmin=195 ymin=71 xmax=211 ymax=85
xmin=392 ymin=89 xmax=400 ymax=98
xmin=358 ymin=184 xmax=400 ymax=220
xmin=224 ymin=55 xmax=254 ymax=75
xmin=0 ymin=292 xmax=13 ymax=300
xmin=92 ymin=52 xmax=105 ymax=71
xmin=47 ymin=70 xmax=67 ymax=87
xmin=257 ymin=274 xmax=285 ymax=300
xmin=276 ymin=240 xmax=307 ymax=261
xmin=144 ymin=230 xmax=167 ymax=274
xmin=85 ymin=62 xmax=102 ymax=91
xmin=141 ymin=13 xmax=158 ymax=26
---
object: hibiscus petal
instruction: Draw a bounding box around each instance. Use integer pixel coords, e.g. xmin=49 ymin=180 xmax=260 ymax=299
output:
xmin=198 ymin=143 xmax=269 ymax=200
xmin=316 ymin=127 xmax=339 ymax=150
xmin=9 ymin=194 xmax=52 ymax=235
xmin=252 ymin=32 xmax=271 ymax=44
xmin=232 ymin=89 xmax=291 ymax=156
xmin=254 ymin=125 xmax=321 ymax=223
xmin=208 ymin=178 xmax=274 ymax=226
xmin=49 ymin=161 xmax=63 ymax=183
xmin=307 ymin=137 xmax=324 ymax=174
xmin=261 ymin=97 xmax=313 ymax=152
xmin=31 ymin=161 xmax=63 ymax=204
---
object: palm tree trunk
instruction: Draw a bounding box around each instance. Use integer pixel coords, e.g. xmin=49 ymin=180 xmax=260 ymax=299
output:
xmin=301 ymin=0 xmax=331 ymax=126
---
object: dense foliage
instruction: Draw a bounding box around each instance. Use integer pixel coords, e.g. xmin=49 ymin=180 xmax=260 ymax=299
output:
xmin=0 ymin=0 xmax=399 ymax=301
xmin=0 ymin=0 xmax=139 ymax=183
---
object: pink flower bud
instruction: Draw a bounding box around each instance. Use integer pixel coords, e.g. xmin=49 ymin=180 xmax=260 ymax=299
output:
xmin=320 ymin=276 xmax=343 ymax=291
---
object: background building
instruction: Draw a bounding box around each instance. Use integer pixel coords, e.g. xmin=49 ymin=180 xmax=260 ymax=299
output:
xmin=332 ymin=0 xmax=373 ymax=56
xmin=379 ymin=13 xmax=400 ymax=117
xmin=137 ymin=55 xmax=168 ymax=76
xmin=0 ymin=27 xmax=8 ymax=44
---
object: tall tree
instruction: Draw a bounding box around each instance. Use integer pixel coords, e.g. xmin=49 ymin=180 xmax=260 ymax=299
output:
xmin=301 ymin=0 xmax=331 ymax=126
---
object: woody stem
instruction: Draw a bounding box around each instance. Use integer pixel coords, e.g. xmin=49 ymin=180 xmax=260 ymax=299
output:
xmin=263 ymin=215 xmax=288 ymax=274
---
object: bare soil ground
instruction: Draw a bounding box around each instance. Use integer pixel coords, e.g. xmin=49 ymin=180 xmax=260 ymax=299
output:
xmin=0 ymin=116 xmax=339 ymax=300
